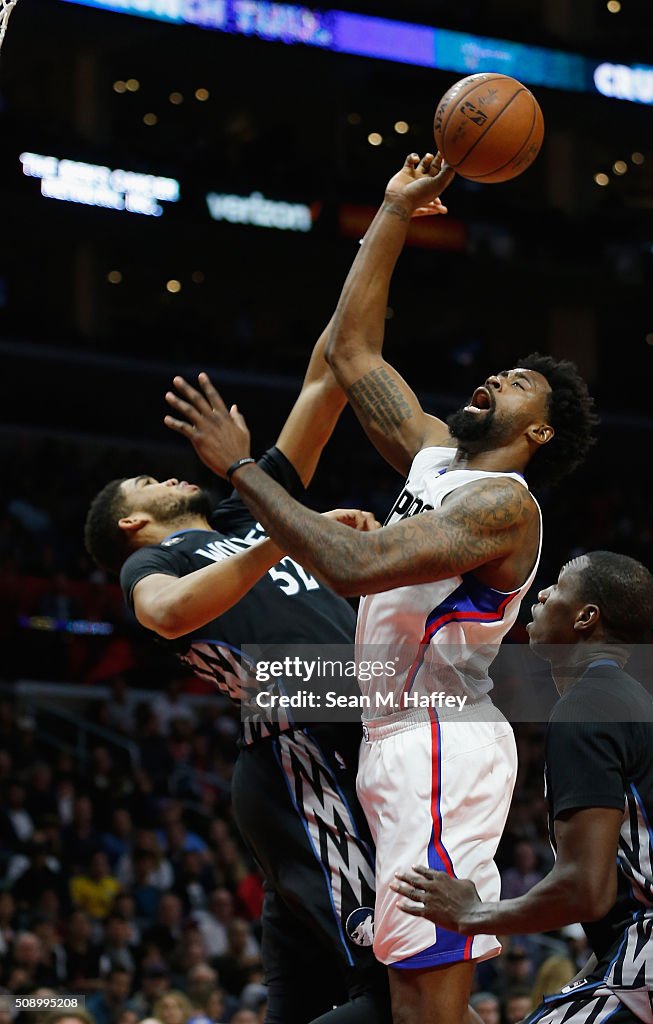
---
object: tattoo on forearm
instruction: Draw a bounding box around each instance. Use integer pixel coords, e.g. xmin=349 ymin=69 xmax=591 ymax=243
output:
xmin=234 ymin=469 xmax=533 ymax=596
xmin=347 ymin=367 xmax=414 ymax=437
xmin=383 ymin=202 xmax=411 ymax=223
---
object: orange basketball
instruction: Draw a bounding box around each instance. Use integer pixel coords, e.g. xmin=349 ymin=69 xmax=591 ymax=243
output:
xmin=433 ymin=73 xmax=544 ymax=184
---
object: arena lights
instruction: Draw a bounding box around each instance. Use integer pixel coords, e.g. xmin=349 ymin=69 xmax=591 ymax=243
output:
xmin=56 ymin=0 xmax=653 ymax=106
xmin=206 ymin=190 xmax=313 ymax=231
xmin=19 ymin=152 xmax=180 ymax=216
xmin=18 ymin=615 xmax=114 ymax=635
xmin=593 ymin=63 xmax=653 ymax=103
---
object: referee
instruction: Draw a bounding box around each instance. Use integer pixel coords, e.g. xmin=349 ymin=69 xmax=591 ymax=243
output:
xmin=85 ymin=322 xmax=390 ymax=1024
xmin=393 ymin=550 xmax=653 ymax=1024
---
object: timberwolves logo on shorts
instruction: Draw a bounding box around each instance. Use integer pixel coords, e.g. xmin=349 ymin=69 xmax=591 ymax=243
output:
xmin=346 ymin=907 xmax=375 ymax=947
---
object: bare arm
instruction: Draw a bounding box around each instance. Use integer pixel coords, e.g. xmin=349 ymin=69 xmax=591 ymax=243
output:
xmin=392 ymin=806 xmax=622 ymax=935
xmin=131 ymin=507 xmax=379 ymax=639
xmin=163 ymin=376 xmax=535 ymax=595
xmin=273 ymin=318 xmax=346 ymax=487
xmin=132 ymin=540 xmax=283 ymax=639
xmin=228 ymin=466 xmax=533 ymax=595
xmin=325 ymin=154 xmax=456 ymax=475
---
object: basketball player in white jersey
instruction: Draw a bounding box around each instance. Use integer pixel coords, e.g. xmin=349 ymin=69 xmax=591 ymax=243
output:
xmin=162 ymin=153 xmax=598 ymax=1024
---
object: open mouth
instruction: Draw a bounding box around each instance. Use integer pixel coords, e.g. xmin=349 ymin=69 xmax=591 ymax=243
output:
xmin=464 ymin=387 xmax=493 ymax=414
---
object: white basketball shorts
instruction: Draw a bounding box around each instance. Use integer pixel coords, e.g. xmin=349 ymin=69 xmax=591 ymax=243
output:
xmin=357 ymin=702 xmax=517 ymax=968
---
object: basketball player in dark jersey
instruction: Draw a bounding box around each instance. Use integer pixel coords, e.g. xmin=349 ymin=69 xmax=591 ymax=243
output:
xmin=85 ymin=323 xmax=391 ymax=1024
xmin=394 ymin=551 xmax=653 ymax=1024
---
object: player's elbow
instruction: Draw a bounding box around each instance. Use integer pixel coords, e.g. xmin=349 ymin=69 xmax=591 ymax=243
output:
xmin=155 ymin=620 xmax=187 ymax=641
xmin=137 ymin=602 xmax=186 ymax=640
xmin=578 ymin=876 xmax=617 ymax=921
xmin=560 ymin=868 xmax=617 ymax=923
xmin=325 ymin=326 xmax=363 ymax=373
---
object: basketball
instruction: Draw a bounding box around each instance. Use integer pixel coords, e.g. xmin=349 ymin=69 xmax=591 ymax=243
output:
xmin=433 ymin=73 xmax=544 ymax=183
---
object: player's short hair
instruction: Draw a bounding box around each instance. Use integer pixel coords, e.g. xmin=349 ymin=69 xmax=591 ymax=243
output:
xmin=517 ymin=353 xmax=598 ymax=488
xmin=576 ymin=551 xmax=653 ymax=643
xmin=84 ymin=478 xmax=130 ymax=576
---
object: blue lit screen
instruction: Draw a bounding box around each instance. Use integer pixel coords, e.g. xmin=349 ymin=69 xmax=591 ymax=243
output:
xmin=56 ymin=0 xmax=653 ymax=106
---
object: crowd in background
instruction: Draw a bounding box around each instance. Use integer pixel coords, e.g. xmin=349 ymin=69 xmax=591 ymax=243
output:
xmin=0 ymin=683 xmax=587 ymax=1024
xmin=1 ymin=396 xmax=648 ymax=1024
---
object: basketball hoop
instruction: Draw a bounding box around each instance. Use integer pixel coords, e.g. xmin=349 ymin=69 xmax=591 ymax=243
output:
xmin=0 ymin=0 xmax=18 ymax=53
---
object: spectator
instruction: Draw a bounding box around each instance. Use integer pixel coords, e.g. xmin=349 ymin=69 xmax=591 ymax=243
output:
xmin=559 ymin=922 xmax=590 ymax=971
xmin=12 ymin=836 xmax=66 ymax=910
xmin=5 ymin=830 xmax=60 ymax=890
xmin=469 ymin=991 xmax=500 ymax=1024
xmin=213 ymin=920 xmax=261 ymax=999
xmin=131 ymin=851 xmax=161 ymax=921
xmin=502 ymin=987 xmax=534 ymax=1024
xmin=4 ymin=931 xmax=57 ymax=989
xmin=31 ymin=917 xmax=67 ymax=986
xmin=170 ymin=932 xmax=210 ymax=982
xmin=2 ymin=782 xmax=34 ymax=843
xmin=106 ymin=677 xmax=134 ymax=735
xmin=27 ymin=762 xmax=60 ymax=822
xmin=500 ymin=841 xmax=544 ymax=900
xmin=492 ymin=944 xmax=535 ymax=999
xmin=98 ymin=914 xmax=136 ymax=975
xmin=151 ymin=991 xmax=194 ymax=1024
xmin=173 ymin=852 xmax=214 ymax=913
xmin=100 ymin=809 xmax=134 ymax=870
xmin=529 ymin=955 xmax=576 ymax=1011
xmin=117 ymin=831 xmax=173 ymax=892
xmin=229 ymin=1012 xmax=257 ymax=1024
xmin=142 ymin=895 xmax=184 ymax=956
xmin=115 ymin=1012 xmax=139 ymax=1024
xmin=133 ymin=705 xmax=173 ymax=790
xmin=43 ymin=1008 xmax=97 ymax=1024
xmin=62 ymin=910 xmax=102 ymax=993
xmin=127 ymin=964 xmax=172 ymax=1019
xmin=61 ymin=796 xmax=100 ymax=872
xmin=191 ymin=889 xmax=233 ymax=959
xmin=111 ymin=893 xmax=140 ymax=942
xmin=183 ymin=963 xmax=217 ymax=1012
xmin=86 ymin=968 xmax=134 ymax=1024
xmin=151 ymin=679 xmax=196 ymax=736
xmin=88 ymin=750 xmax=134 ymax=830
xmin=70 ymin=851 xmax=120 ymax=921
xmin=156 ymin=803 xmax=207 ymax=858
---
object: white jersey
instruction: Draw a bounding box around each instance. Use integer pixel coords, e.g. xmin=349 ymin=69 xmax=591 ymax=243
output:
xmin=356 ymin=446 xmax=541 ymax=720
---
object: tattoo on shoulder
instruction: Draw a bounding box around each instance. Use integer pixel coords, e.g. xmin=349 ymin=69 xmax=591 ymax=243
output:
xmin=445 ymin=478 xmax=533 ymax=533
xmin=347 ymin=367 xmax=413 ymax=437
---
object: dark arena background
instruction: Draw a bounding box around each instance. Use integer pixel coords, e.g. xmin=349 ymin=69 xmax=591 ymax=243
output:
xmin=0 ymin=0 xmax=652 ymax=1021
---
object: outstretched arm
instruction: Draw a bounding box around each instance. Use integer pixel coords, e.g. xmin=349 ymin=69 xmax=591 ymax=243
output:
xmin=270 ymin=318 xmax=346 ymax=487
xmin=391 ymin=806 xmax=622 ymax=935
xmin=163 ymin=375 xmax=533 ymax=596
xmin=131 ymin=508 xmax=378 ymax=639
xmin=325 ymin=153 xmax=456 ymax=475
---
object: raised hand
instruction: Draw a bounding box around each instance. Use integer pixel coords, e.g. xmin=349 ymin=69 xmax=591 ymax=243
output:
xmin=165 ymin=373 xmax=251 ymax=478
xmin=390 ymin=864 xmax=480 ymax=932
xmin=385 ymin=152 xmax=455 ymax=217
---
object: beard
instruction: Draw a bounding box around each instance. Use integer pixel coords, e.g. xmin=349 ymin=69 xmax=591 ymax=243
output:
xmin=153 ymin=488 xmax=215 ymax=525
xmin=447 ymin=405 xmax=499 ymax=446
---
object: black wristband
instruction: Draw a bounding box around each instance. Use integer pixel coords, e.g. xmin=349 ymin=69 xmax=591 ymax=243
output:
xmin=226 ymin=457 xmax=256 ymax=481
